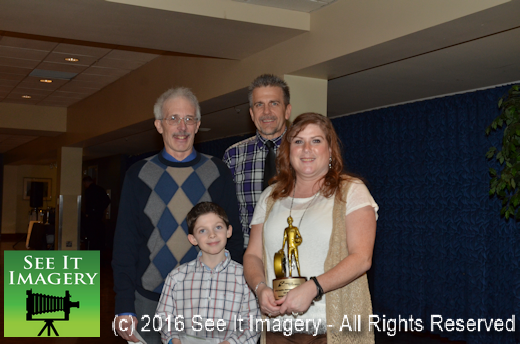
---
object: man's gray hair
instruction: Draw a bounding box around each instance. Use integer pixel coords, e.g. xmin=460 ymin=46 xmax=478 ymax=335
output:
xmin=153 ymin=87 xmax=201 ymax=120
xmin=248 ymin=74 xmax=290 ymax=108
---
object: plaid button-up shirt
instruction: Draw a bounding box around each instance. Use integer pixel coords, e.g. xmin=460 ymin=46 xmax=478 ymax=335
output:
xmin=156 ymin=252 xmax=260 ymax=344
xmin=223 ymin=131 xmax=285 ymax=236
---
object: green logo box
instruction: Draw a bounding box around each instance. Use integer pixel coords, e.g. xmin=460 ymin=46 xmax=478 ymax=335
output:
xmin=3 ymin=251 xmax=100 ymax=337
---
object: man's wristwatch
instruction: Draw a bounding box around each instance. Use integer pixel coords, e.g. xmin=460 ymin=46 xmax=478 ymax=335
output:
xmin=310 ymin=276 xmax=324 ymax=301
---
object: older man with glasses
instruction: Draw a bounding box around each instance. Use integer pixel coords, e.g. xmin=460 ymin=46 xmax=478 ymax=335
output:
xmin=112 ymin=87 xmax=243 ymax=344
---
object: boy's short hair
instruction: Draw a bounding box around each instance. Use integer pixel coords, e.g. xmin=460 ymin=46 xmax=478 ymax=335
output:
xmin=187 ymin=202 xmax=230 ymax=235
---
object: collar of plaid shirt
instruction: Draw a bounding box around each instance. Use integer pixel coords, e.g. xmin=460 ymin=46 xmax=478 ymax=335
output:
xmin=195 ymin=250 xmax=231 ymax=273
xmin=254 ymin=128 xmax=286 ymax=150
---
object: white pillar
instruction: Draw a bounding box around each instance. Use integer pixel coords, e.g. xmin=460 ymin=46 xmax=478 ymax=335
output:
xmin=56 ymin=147 xmax=83 ymax=250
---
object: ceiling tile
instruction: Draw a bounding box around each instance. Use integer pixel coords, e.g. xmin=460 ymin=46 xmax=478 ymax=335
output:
xmin=57 ymin=83 xmax=98 ymax=94
xmin=6 ymin=92 xmax=45 ymax=100
xmin=65 ymin=79 xmax=112 ymax=88
xmin=0 ymin=85 xmax=13 ymax=93
xmin=54 ymin=43 xmax=111 ymax=58
xmin=11 ymin=87 xmax=53 ymax=96
xmin=44 ymin=52 xmax=98 ymax=66
xmin=20 ymin=83 xmax=62 ymax=91
xmin=37 ymin=61 xmax=88 ymax=74
xmin=104 ymin=50 xmax=158 ymax=62
xmin=30 ymin=69 xmax=78 ymax=80
xmin=0 ymin=72 xmax=25 ymax=82
xmin=3 ymin=97 xmax=42 ymax=105
xmin=0 ymin=56 xmax=41 ymax=69
xmin=39 ymin=99 xmax=77 ymax=107
xmin=72 ymin=73 xmax=119 ymax=83
xmin=42 ymin=95 xmax=79 ymax=103
xmin=18 ymin=77 xmax=67 ymax=90
xmin=20 ymin=76 xmax=69 ymax=85
xmin=35 ymin=99 xmax=65 ymax=104
xmin=0 ymin=36 xmax=58 ymax=51
xmin=0 ymin=81 xmax=20 ymax=89
xmin=94 ymin=58 xmax=145 ymax=70
xmin=82 ymin=66 xmax=131 ymax=77
xmin=0 ymin=65 xmax=32 ymax=76
xmin=52 ymin=91 xmax=88 ymax=99
xmin=0 ymin=46 xmax=49 ymax=60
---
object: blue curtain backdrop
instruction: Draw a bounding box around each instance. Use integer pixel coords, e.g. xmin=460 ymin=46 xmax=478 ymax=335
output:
xmin=332 ymin=85 xmax=519 ymax=344
xmin=194 ymin=85 xmax=520 ymax=344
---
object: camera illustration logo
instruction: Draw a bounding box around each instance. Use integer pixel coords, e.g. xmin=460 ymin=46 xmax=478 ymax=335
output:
xmin=4 ymin=251 xmax=100 ymax=337
xmin=26 ymin=289 xmax=80 ymax=336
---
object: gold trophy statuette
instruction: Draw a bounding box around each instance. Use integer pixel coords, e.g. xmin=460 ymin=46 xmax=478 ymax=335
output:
xmin=273 ymin=216 xmax=307 ymax=300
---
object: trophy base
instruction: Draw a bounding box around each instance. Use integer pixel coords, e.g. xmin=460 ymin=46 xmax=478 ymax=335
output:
xmin=272 ymin=277 xmax=307 ymax=300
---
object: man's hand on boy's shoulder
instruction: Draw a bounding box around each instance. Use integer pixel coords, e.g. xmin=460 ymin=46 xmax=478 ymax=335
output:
xmin=114 ymin=314 xmax=140 ymax=342
xmin=171 ymin=339 xmax=182 ymax=344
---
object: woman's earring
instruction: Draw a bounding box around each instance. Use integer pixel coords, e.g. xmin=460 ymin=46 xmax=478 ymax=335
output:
xmin=329 ymin=156 xmax=332 ymax=169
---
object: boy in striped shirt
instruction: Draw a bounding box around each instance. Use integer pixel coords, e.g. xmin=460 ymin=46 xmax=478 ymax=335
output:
xmin=156 ymin=202 xmax=260 ymax=344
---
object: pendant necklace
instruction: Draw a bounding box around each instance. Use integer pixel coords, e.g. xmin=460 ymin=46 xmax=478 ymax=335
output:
xmin=287 ymin=181 xmax=320 ymax=228
xmin=285 ymin=181 xmax=320 ymax=276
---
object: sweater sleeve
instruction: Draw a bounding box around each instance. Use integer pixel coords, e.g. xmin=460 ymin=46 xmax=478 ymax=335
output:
xmin=209 ymin=157 xmax=244 ymax=264
xmin=112 ymin=165 xmax=144 ymax=315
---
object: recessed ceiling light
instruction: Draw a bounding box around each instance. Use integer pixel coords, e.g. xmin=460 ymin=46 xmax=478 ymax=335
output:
xmin=22 ymin=95 xmax=32 ymax=99
xmin=40 ymin=79 xmax=53 ymax=83
xmin=64 ymin=57 xmax=79 ymax=62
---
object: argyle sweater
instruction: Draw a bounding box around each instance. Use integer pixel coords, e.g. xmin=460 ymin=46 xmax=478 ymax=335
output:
xmin=112 ymin=151 xmax=244 ymax=315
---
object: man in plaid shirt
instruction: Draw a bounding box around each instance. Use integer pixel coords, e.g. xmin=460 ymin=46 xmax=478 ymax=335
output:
xmin=157 ymin=202 xmax=260 ymax=344
xmin=223 ymin=74 xmax=292 ymax=248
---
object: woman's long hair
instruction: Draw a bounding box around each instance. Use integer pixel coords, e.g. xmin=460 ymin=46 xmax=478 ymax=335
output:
xmin=270 ymin=112 xmax=352 ymax=201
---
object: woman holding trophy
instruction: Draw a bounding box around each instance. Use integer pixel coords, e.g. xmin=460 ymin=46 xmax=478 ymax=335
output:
xmin=244 ymin=113 xmax=378 ymax=343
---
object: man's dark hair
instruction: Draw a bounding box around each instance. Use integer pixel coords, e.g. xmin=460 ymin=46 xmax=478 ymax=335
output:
xmin=82 ymin=176 xmax=94 ymax=183
xmin=187 ymin=202 xmax=229 ymax=235
xmin=248 ymin=74 xmax=290 ymax=107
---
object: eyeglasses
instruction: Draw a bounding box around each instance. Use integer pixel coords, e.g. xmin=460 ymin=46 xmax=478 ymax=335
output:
xmin=162 ymin=115 xmax=198 ymax=126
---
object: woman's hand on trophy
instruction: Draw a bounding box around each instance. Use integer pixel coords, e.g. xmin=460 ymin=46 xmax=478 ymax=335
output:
xmin=276 ymin=281 xmax=316 ymax=316
xmin=257 ymin=284 xmax=280 ymax=317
